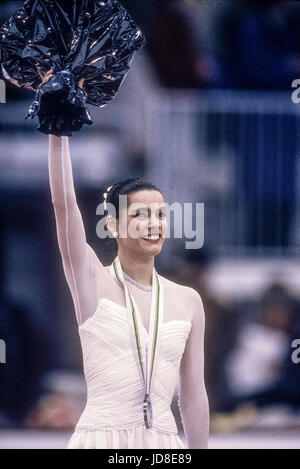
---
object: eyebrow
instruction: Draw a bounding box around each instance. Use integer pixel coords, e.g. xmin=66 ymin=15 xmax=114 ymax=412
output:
xmin=129 ymin=205 xmax=165 ymax=211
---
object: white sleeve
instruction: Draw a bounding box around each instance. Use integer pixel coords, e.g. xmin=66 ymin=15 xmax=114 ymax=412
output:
xmin=178 ymin=289 xmax=210 ymax=449
xmin=48 ymin=135 xmax=110 ymax=326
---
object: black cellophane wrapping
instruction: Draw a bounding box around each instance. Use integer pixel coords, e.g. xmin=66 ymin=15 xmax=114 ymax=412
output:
xmin=0 ymin=0 xmax=146 ymax=136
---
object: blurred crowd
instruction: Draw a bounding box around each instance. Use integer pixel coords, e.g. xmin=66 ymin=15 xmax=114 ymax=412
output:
xmin=134 ymin=0 xmax=300 ymax=90
xmin=175 ymin=249 xmax=300 ymax=432
xmin=1 ymin=0 xmax=300 ymax=97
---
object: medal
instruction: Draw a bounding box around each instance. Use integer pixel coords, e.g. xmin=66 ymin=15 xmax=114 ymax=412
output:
xmin=111 ymin=256 xmax=163 ymax=429
xmin=143 ymin=393 xmax=153 ymax=429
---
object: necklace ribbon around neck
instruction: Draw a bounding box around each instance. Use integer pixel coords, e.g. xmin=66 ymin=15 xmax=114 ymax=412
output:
xmin=110 ymin=255 xmax=164 ymax=429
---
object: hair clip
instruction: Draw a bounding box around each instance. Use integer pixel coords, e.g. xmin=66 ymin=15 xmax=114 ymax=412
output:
xmin=103 ymin=185 xmax=113 ymax=211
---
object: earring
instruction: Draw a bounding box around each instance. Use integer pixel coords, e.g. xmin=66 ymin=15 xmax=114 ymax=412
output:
xmin=112 ymin=231 xmax=118 ymax=238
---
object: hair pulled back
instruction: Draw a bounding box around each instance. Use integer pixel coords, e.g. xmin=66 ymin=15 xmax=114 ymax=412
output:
xmin=103 ymin=176 xmax=163 ymax=220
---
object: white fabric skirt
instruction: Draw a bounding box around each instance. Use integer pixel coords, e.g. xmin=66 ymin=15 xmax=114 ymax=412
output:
xmin=66 ymin=425 xmax=187 ymax=449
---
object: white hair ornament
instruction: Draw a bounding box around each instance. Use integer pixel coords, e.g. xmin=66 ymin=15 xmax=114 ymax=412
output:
xmin=103 ymin=185 xmax=113 ymax=212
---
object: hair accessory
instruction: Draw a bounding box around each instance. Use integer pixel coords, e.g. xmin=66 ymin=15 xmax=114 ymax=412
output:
xmin=103 ymin=185 xmax=113 ymax=212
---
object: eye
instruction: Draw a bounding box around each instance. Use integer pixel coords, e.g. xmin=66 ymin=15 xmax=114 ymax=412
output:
xmin=157 ymin=209 xmax=166 ymax=218
xmin=134 ymin=210 xmax=147 ymax=219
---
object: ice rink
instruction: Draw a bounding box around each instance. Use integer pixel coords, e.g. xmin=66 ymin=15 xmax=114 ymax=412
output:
xmin=0 ymin=429 xmax=299 ymax=449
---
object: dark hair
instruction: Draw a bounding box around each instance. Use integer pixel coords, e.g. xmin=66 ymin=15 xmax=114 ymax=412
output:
xmin=103 ymin=176 xmax=163 ymax=220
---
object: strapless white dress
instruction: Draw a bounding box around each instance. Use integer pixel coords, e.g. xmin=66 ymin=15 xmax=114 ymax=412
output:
xmin=66 ymin=297 xmax=192 ymax=449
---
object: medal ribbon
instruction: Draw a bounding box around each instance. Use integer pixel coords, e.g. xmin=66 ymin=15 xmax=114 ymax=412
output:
xmin=110 ymin=256 xmax=163 ymax=427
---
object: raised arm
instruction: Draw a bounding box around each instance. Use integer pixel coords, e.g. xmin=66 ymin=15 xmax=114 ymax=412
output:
xmin=178 ymin=289 xmax=210 ymax=449
xmin=48 ymin=134 xmax=106 ymax=325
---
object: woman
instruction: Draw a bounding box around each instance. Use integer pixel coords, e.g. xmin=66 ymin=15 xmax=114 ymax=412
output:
xmin=48 ymin=134 xmax=209 ymax=449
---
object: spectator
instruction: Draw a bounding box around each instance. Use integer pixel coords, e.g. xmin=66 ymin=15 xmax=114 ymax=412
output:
xmin=145 ymin=1 xmax=213 ymax=88
xmin=223 ymin=283 xmax=298 ymax=410
xmin=212 ymin=0 xmax=300 ymax=89
xmin=0 ymin=206 xmax=47 ymax=426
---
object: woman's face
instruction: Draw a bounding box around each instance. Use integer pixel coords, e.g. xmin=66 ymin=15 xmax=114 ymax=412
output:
xmin=115 ymin=189 xmax=167 ymax=258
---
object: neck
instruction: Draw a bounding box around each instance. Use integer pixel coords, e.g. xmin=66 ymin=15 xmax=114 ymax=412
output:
xmin=117 ymin=250 xmax=154 ymax=287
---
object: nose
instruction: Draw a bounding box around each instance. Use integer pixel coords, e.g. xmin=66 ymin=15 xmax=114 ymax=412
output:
xmin=149 ymin=212 xmax=160 ymax=232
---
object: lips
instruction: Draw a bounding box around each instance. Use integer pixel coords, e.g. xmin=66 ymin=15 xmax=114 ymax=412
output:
xmin=141 ymin=234 xmax=162 ymax=242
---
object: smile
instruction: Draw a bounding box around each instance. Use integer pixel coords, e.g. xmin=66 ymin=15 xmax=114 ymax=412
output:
xmin=141 ymin=234 xmax=161 ymax=241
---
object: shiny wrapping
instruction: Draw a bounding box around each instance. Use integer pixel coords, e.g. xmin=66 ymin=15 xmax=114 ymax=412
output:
xmin=0 ymin=0 xmax=146 ymax=136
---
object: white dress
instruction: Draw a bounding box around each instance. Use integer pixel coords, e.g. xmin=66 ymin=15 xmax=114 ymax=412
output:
xmin=66 ymin=297 xmax=192 ymax=449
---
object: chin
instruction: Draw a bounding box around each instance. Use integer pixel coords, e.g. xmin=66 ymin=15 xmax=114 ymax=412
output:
xmin=149 ymin=246 xmax=163 ymax=256
xmin=138 ymin=239 xmax=164 ymax=256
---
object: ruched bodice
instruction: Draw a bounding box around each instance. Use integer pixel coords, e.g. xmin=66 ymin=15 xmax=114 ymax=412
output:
xmin=66 ymin=297 xmax=192 ymax=449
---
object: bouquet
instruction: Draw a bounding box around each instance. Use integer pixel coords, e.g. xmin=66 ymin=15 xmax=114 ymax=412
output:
xmin=0 ymin=0 xmax=146 ymax=136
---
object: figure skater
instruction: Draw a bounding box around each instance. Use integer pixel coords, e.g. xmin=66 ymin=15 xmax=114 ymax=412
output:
xmin=48 ymin=134 xmax=209 ymax=449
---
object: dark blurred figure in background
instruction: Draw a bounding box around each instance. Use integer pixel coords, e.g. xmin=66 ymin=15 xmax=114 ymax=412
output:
xmin=211 ymin=0 xmax=300 ymax=246
xmin=0 ymin=210 xmax=46 ymax=426
xmin=145 ymin=0 xmax=213 ymax=88
xmin=211 ymin=0 xmax=299 ymax=248
xmin=0 ymin=203 xmax=82 ymax=430
xmin=240 ymin=111 xmax=297 ymax=248
xmin=176 ymin=247 xmax=239 ymax=413
xmin=212 ymin=0 xmax=300 ymax=89
xmin=223 ymin=283 xmax=300 ymax=412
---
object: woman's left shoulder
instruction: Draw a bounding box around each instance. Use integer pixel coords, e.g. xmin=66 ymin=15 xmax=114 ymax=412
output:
xmin=158 ymin=275 xmax=202 ymax=302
